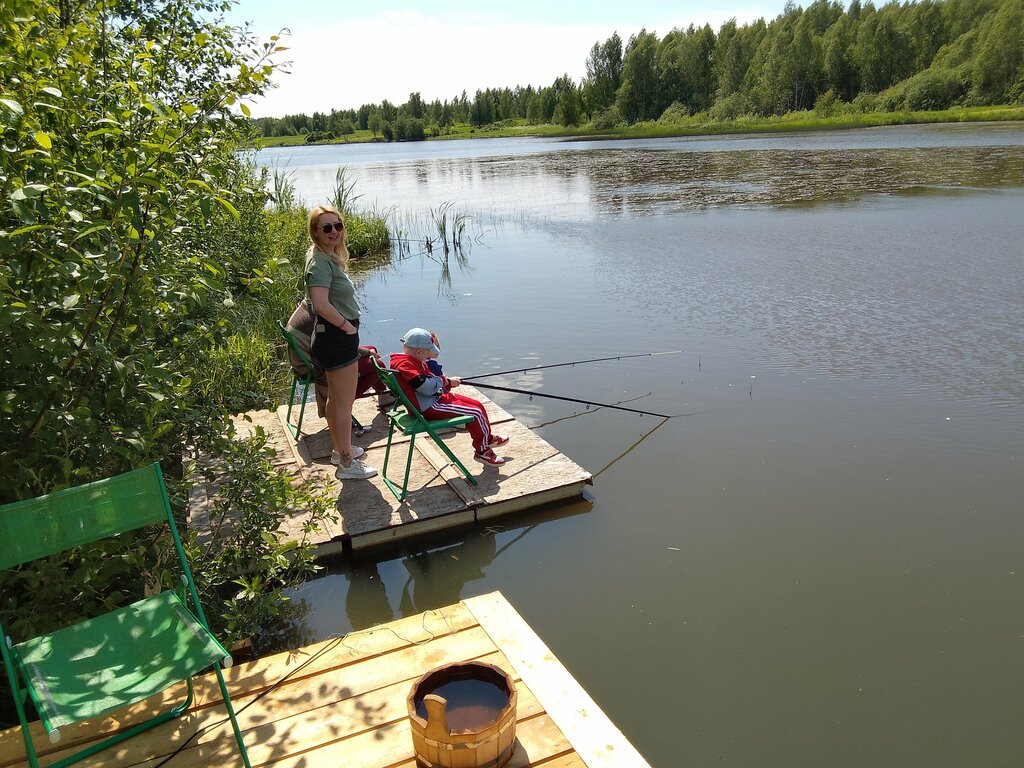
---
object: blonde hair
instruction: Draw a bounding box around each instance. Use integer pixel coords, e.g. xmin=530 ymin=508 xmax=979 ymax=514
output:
xmin=307 ymin=204 xmax=350 ymax=270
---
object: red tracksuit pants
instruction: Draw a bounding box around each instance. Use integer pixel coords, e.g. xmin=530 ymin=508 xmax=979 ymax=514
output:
xmin=422 ymin=392 xmax=495 ymax=454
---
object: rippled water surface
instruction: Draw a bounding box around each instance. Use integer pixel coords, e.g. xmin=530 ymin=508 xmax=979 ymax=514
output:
xmin=259 ymin=124 xmax=1024 ymax=767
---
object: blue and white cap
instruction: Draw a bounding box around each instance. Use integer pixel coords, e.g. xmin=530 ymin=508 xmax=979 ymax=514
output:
xmin=401 ymin=327 xmax=440 ymax=354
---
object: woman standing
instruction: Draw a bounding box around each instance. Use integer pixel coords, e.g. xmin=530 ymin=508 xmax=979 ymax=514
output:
xmin=304 ymin=205 xmax=377 ymax=480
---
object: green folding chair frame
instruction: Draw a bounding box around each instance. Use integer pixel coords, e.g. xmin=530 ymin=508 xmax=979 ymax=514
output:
xmin=372 ymin=357 xmax=477 ymax=502
xmin=278 ymin=320 xmax=315 ymax=439
xmin=0 ymin=463 xmax=252 ymax=768
xmin=277 ymin=320 xmax=365 ymax=438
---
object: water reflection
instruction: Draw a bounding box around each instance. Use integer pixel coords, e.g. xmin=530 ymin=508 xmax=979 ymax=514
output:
xmin=340 ymin=535 xmax=500 ymax=630
xmin=398 ymin=531 xmax=498 ymax=616
xmin=329 ymin=524 xmax=545 ymax=634
xmin=344 ymin=560 xmax=393 ymax=628
xmin=265 ymin=127 xmax=1024 ymax=767
xmin=570 ymin=145 xmax=1024 ymax=214
xmin=280 ymin=126 xmax=1024 ymax=226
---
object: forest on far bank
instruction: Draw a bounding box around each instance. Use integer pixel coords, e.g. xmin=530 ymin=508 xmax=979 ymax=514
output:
xmin=253 ymin=0 xmax=1024 ymax=143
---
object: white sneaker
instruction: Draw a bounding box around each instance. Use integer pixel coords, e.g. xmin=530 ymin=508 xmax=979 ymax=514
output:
xmin=474 ymin=449 xmax=507 ymax=466
xmin=331 ymin=446 xmax=364 ymax=465
xmin=335 ymin=459 xmax=378 ymax=480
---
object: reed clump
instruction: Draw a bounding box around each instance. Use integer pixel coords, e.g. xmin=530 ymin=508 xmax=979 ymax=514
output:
xmin=430 ymin=200 xmax=471 ymax=255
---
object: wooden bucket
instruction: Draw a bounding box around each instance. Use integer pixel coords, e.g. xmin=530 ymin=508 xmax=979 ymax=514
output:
xmin=407 ymin=660 xmax=518 ymax=768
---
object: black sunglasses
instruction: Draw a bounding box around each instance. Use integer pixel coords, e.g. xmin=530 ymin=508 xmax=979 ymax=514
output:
xmin=319 ymin=222 xmax=344 ymax=233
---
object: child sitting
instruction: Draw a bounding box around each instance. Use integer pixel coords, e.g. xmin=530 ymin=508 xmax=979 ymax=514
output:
xmin=389 ymin=328 xmax=509 ymax=466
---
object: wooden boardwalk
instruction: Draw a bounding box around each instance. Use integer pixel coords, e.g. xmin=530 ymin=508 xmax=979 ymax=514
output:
xmin=191 ymin=387 xmax=592 ymax=555
xmin=0 ymin=592 xmax=650 ymax=768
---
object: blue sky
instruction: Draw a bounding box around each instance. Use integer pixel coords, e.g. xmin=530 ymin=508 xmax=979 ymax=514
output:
xmin=226 ymin=1 xmax=781 ymax=118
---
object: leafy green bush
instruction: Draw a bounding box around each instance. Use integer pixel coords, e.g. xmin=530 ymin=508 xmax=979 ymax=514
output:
xmin=876 ymin=85 xmax=907 ymax=112
xmin=185 ymin=426 xmax=335 ymax=646
xmin=198 ymin=332 xmax=281 ymax=413
xmin=902 ymin=68 xmax=970 ymax=110
xmin=851 ymin=92 xmax=879 ymax=113
xmin=814 ymin=89 xmax=840 ymax=117
xmin=0 ymin=0 xmax=283 ymax=497
xmin=395 ymin=116 xmax=427 ymax=141
xmin=658 ymin=101 xmax=692 ymax=123
xmin=0 ymin=0 xmax=341 ymax=721
xmin=347 ymin=214 xmax=392 ymax=256
xmin=708 ymin=92 xmax=749 ymax=121
xmin=1009 ymin=74 xmax=1024 ymax=104
xmin=590 ymin=106 xmax=624 ymax=130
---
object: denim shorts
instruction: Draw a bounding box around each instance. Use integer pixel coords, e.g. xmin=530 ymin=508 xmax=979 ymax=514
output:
xmin=311 ymin=316 xmax=360 ymax=370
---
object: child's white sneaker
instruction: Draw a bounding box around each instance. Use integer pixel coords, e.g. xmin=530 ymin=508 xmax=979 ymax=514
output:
xmin=335 ymin=459 xmax=378 ymax=480
xmin=331 ymin=446 xmax=364 ymax=465
xmin=474 ymin=449 xmax=507 ymax=466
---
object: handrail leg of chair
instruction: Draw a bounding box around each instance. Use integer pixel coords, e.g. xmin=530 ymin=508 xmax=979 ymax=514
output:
xmin=285 ymin=377 xmax=300 ymax=439
xmin=379 ymin=422 xmax=400 ymax=501
xmin=424 ymin=424 xmax=478 ymax=486
xmin=294 ymin=380 xmax=309 ymax=438
xmin=4 ymin=668 xmax=41 ymax=768
xmin=45 ymin=711 xmax=185 ymax=768
xmin=44 ymin=681 xmax=196 ymax=768
xmin=173 ymin=676 xmax=196 ymax=716
xmin=214 ymin=663 xmax=253 ymax=768
xmin=398 ymin=433 xmax=418 ymax=501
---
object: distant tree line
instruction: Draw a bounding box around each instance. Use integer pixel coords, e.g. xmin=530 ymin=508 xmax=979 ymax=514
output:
xmin=253 ymin=0 xmax=1024 ymax=140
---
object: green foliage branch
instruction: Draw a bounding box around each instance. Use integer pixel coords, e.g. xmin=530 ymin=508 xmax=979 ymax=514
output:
xmin=0 ymin=0 xmax=286 ymax=495
xmin=184 ymin=426 xmax=335 ymax=646
xmin=0 ymin=0 xmax=341 ymax=723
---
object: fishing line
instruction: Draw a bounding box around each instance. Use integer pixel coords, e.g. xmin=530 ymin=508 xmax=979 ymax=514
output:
xmin=528 ymin=407 xmax=601 ymax=429
xmin=527 ymin=391 xmax=659 ymax=429
xmin=462 ymin=350 xmax=682 ymax=382
xmin=592 ymin=417 xmax=670 ymax=479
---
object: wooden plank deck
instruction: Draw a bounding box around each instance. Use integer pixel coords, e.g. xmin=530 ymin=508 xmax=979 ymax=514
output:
xmin=0 ymin=592 xmax=649 ymax=768
xmin=190 ymin=386 xmax=592 ymax=555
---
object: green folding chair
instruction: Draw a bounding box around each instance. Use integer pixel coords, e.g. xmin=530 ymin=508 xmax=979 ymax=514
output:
xmin=372 ymin=357 xmax=477 ymax=502
xmin=277 ymin=320 xmax=365 ymax=438
xmin=278 ymin=320 xmax=316 ymax=439
xmin=0 ymin=463 xmax=252 ymax=768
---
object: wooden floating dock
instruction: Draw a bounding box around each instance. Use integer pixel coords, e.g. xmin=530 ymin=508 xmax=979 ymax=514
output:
xmin=0 ymin=591 xmax=650 ymax=768
xmin=191 ymin=386 xmax=592 ymax=556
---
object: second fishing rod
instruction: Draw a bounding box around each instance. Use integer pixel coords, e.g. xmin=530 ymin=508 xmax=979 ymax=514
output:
xmin=460 ymin=349 xmax=682 ymax=382
xmin=456 ymin=349 xmax=685 ymax=418
xmin=467 ymin=381 xmax=680 ymax=419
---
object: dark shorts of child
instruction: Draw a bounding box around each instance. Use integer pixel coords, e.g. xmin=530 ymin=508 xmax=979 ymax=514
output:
xmin=311 ymin=316 xmax=360 ymax=370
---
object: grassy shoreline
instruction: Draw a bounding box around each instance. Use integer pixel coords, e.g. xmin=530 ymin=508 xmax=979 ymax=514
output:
xmin=256 ymin=105 xmax=1024 ymax=149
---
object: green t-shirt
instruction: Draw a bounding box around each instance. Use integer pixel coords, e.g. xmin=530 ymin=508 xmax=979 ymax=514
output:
xmin=304 ymin=248 xmax=360 ymax=320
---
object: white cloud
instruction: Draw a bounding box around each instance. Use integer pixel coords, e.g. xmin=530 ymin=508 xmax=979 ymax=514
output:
xmin=240 ymin=6 xmax=774 ymax=118
xmin=244 ymin=15 xmax=609 ymax=117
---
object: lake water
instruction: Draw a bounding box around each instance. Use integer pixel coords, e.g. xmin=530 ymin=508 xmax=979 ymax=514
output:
xmin=257 ymin=124 xmax=1024 ymax=767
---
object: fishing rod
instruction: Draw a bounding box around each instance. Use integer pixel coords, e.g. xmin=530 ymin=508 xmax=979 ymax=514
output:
xmin=468 ymin=381 xmax=677 ymax=419
xmin=461 ymin=350 xmax=683 ymax=382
